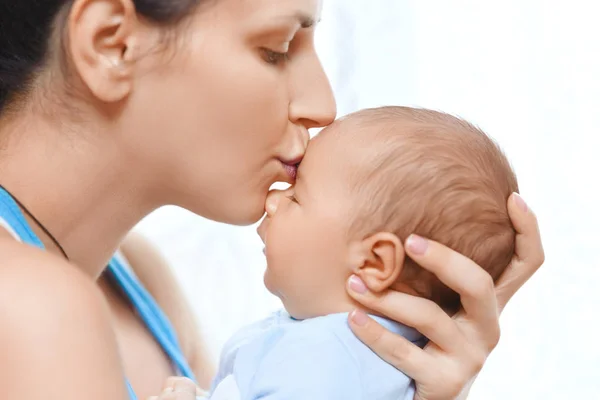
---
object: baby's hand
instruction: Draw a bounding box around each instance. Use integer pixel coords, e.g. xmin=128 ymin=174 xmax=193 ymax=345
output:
xmin=146 ymin=376 xmax=208 ymax=400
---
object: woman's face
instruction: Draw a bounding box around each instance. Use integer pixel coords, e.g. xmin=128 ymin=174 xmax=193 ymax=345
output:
xmin=127 ymin=0 xmax=336 ymax=225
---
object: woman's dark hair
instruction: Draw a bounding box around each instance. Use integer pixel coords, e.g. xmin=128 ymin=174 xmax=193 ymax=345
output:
xmin=0 ymin=0 xmax=201 ymax=111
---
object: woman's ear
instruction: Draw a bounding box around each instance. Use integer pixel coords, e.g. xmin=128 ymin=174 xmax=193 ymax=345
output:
xmin=68 ymin=0 xmax=140 ymax=102
xmin=349 ymin=232 xmax=405 ymax=293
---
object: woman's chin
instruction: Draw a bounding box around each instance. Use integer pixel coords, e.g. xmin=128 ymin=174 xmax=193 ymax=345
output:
xmin=181 ymin=195 xmax=264 ymax=225
xmin=231 ymin=207 xmax=266 ymax=226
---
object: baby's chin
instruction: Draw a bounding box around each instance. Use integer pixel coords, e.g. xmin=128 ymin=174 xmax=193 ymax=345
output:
xmin=262 ymin=267 xmax=277 ymax=296
xmin=263 ymin=267 xmax=299 ymax=317
xmin=262 ymin=272 xmax=322 ymax=320
xmin=262 ymin=264 xmax=286 ymax=299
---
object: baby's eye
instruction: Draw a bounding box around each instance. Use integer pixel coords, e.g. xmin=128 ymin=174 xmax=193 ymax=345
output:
xmin=288 ymin=194 xmax=299 ymax=203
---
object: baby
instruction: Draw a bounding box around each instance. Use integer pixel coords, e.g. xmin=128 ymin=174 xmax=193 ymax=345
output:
xmin=150 ymin=106 xmax=518 ymax=400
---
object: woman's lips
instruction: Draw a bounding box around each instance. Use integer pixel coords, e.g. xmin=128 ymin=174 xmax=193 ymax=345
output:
xmin=279 ymin=155 xmax=302 ymax=181
xmin=282 ymin=163 xmax=298 ymax=180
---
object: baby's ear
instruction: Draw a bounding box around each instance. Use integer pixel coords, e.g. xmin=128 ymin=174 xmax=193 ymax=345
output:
xmin=350 ymin=232 xmax=405 ymax=293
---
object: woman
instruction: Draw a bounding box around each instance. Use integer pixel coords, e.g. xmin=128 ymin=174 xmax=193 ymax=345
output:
xmin=0 ymin=0 xmax=544 ymax=399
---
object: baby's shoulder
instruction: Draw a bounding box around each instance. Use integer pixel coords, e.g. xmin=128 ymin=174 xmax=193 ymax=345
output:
xmin=212 ymin=311 xmax=417 ymax=399
xmin=218 ymin=309 xmax=290 ymax=359
xmin=236 ymin=313 xmax=364 ymax=398
xmin=214 ymin=311 xmax=357 ymax=383
xmin=228 ymin=312 xmax=374 ymax=381
xmin=290 ymin=313 xmax=420 ymax=398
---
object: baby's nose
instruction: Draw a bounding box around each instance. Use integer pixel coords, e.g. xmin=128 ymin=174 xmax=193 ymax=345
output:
xmin=265 ymin=190 xmax=285 ymax=217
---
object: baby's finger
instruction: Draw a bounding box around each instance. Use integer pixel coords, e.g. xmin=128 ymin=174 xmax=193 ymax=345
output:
xmin=149 ymin=390 xmax=197 ymax=400
xmin=162 ymin=376 xmax=181 ymax=391
xmin=169 ymin=377 xmax=198 ymax=396
xmin=152 ymin=377 xmax=199 ymax=400
xmin=152 ymin=393 xmax=197 ymax=400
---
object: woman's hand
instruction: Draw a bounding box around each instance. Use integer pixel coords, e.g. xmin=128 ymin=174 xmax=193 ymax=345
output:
xmin=346 ymin=193 xmax=544 ymax=400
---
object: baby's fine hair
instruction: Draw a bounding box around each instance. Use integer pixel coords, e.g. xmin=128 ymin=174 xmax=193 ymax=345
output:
xmin=335 ymin=106 xmax=518 ymax=313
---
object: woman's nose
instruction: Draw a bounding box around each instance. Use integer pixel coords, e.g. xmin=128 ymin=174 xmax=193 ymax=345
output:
xmin=289 ymin=55 xmax=337 ymax=130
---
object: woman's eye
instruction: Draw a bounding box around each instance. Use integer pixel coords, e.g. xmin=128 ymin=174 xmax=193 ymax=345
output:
xmin=261 ymin=48 xmax=290 ymax=65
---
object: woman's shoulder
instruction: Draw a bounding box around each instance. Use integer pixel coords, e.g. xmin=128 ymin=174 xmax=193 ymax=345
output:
xmin=0 ymin=236 xmax=128 ymax=399
xmin=0 ymin=235 xmax=111 ymax=340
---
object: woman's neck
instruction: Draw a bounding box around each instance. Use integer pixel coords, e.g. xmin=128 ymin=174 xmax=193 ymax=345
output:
xmin=0 ymin=112 xmax=162 ymax=279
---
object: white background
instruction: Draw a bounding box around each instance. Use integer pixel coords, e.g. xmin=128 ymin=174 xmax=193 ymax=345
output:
xmin=136 ymin=1 xmax=600 ymax=398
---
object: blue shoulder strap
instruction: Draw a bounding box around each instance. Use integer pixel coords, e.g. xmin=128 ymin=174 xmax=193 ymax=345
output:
xmin=0 ymin=187 xmax=196 ymax=400
xmin=108 ymin=254 xmax=196 ymax=378
xmin=108 ymin=255 xmax=196 ymax=399
xmin=0 ymin=188 xmax=45 ymax=247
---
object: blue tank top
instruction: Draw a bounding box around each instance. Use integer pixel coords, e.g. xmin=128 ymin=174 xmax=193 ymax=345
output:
xmin=0 ymin=187 xmax=196 ymax=399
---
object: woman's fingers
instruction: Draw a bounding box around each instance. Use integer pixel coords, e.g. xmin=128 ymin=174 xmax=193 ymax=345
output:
xmin=347 ymin=310 xmax=433 ymax=382
xmin=495 ymin=193 xmax=545 ymax=311
xmin=347 ymin=277 xmax=463 ymax=352
xmin=344 ymin=195 xmax=544 ymax=400
xmin=404 ymin=236 xmax=500 ymax=347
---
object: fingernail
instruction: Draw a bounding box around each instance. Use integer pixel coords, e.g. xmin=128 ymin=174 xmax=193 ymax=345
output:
xmin=351 ymin=309 xmax=369 ymax=326
xmin=163 ymin=387 xmax=174 ymax=394
xmin=349 ymin=275 xmax=367 ymax=294
xmin=513 ymin=192 xmax=528 ymax=213
xmin=406 ymin=234 xmax=428 ymax=255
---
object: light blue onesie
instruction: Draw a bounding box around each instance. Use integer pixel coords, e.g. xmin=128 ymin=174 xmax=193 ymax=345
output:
xmin=207 ymin=309 xmax=426 ymax=400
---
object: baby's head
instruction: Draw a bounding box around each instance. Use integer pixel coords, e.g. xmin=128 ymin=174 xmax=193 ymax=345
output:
xmin=260 ymin=106 xmax=518 ymax=319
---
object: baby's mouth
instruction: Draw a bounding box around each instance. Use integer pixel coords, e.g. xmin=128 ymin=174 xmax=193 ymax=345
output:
xmin=257 ymin=211 xmax=271 ymax=242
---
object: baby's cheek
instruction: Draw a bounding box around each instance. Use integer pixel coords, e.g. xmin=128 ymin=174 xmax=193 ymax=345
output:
xmin=266 ymin=226 xmax=298 ymax=265
xmin=263 ymin=247 xmax=288 ymax=293
xmin=265 ymin=249 xmax=302 ymax=292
